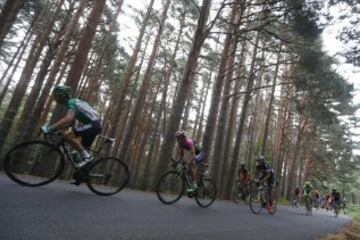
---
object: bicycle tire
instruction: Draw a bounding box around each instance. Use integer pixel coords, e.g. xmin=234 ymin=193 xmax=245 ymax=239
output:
xmin=249 ymin=188 xmax=263 ymax=215
xmin=156 ymin=170 xmax=185 ymax=205
xmin=86 ymin=157 xmax=129 ymax=196
xmin=195 ymin=178 xmax=217 ymax=208
xmin=3 ymin=140 xmax=65 ymax=187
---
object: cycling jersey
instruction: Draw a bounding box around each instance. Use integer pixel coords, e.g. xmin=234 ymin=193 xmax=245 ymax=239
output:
xmin=303 ymin=184 xmax=313 ymax=196
xmin=67 ymin=98 xmax=101 ymax=149
xmin=257 ymin=163 xmax=275 ymax=188
xmin=178 ymin=138 xmax=205 ymax=164
xmin=67 ymin=98 xmax=100 ymax=124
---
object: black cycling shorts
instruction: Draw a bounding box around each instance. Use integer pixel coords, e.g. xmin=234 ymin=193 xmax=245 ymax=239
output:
xmin=72 ymin=120 xmax=101 ymax=149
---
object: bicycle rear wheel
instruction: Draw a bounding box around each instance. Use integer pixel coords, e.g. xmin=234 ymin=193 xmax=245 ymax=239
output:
xmin=195 ymin=178 xmax=217 ymax=208
xmin=249 ymin=188 xmax=263 ymax=215
xmin=3 ymin=141 xmax=65 ymax=186
xmin=86 ymin=157 xmax=129 ymax=196
xmin=156 ymin=170 xmax=185 ymax=204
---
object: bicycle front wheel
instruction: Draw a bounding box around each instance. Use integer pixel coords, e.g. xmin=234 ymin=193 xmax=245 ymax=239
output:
xmin=3 ymin=141 xmax=65 ymax=186
xmin=249 ymin=188 xmax=263 ymax=215
xmin=86 ymin=157 xmax=129 ymax=196
xmin=156 ymin=170 xmax=185 ymax=204
xmin=195 ymin=178 xmax=217 ymax=208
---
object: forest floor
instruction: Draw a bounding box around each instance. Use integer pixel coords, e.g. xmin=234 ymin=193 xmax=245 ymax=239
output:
xmin=322 ymin=221 xmax=360 ymax=240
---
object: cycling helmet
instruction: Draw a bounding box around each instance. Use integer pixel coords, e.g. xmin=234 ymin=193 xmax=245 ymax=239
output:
xmin=175 ymin=130 xmax=185 ymax=138
xmin=304 ymin=181 xmax=311 ymax=186
xmin=53 ymin=85 xmax=71 ymax=98
xmin=255 ymin=155 xmax=266 ymax=169
xmin=240 ymin=163 xmax=246 ymax=170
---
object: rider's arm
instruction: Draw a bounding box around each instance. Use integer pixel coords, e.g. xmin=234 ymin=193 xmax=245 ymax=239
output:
xmin=175 ymin=144 xmax=184 ymax=158
xmin=50 ymin=110 xmax=75 ymax=131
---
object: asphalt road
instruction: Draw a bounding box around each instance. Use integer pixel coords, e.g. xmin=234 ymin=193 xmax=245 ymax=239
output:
xmin=0 ymin=174 xmax=351 ymax=240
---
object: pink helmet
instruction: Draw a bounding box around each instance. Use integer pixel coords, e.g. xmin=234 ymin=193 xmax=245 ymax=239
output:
xmin=175 ymin=130 xmax=185 ymax=138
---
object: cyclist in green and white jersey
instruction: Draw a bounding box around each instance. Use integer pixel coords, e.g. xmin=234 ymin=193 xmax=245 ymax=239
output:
xmin=41 ymin=85 xmax=102 ymax=168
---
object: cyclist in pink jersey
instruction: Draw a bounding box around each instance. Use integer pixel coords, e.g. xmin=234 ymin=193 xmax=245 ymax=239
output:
xmin=175 ymin=130 xmax=205 ymax=193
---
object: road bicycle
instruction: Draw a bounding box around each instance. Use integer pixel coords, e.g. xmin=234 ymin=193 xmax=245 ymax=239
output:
xmin=3 ymin=131 xmax=129 ymax=196
xmin=304 ymin=195 xmax=313 ymax=216
xmin=156 ymin=158 xmax=217 ymax=208
xmin=232 ymin=180 xmax=251 ymax=204
xmin=249 ymin=181 xmax=278 ymax=215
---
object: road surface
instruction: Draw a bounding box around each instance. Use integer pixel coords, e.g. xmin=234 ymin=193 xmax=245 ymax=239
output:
xmin=0 ymin=174 xmax=351 ymax=240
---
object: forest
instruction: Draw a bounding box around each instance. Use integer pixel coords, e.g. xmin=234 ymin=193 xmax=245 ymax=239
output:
xmin=0 ymin=0 xmax=359 ymax=203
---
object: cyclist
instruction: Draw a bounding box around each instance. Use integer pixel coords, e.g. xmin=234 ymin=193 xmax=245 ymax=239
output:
xmin=303 ymin=181 xmax=313 ymax=211
xmin=331 ymin=188 xmax=341 ymax=212
xmin=254 ymin=156 xmax=275 ymax=210
xmin=313 ymin=189 xmax=321 ymax=208
xmin=238 ymin=163 xmax=251 ymax=184
xmin=293 ymin=185 xmax=301 ymax=207
xmin=237 ymin=163 xmax=251 ymax=200
xmin=41 ymin=85 xmax=102 ymax=168
xmin=175 ymin=130 xmax=205 ymax=193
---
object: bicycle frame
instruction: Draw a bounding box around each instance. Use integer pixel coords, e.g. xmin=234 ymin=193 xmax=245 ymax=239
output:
xmin=44 ymin=132 xmax=113 ymax=171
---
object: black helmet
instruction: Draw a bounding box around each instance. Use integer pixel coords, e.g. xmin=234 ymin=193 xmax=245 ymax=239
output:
xmin=53 ymin=85 xmax=71 ymax=98
xmin=255 ymin=155 xmax=266 ymax=169
xmin=240 ymin=163 xmax=246 ymax=170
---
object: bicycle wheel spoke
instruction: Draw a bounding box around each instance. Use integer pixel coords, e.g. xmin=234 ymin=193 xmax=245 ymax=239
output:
xmin=86 ymin=157 xmax=129 ymax=196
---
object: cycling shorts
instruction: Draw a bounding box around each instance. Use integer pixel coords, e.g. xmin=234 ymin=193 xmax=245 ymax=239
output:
xmin=72 ymin=120 xmax=102 ymax=149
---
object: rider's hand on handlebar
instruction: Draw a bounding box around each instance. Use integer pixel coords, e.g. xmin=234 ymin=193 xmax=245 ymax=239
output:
xmin=40 ymin=125 xmax=54 ymax=134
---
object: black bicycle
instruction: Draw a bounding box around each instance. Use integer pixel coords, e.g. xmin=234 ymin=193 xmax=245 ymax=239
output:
xmin=3 ymin=131 xmax=129 ymax=196
xmin=156 ymin=158 xmax=217 ymax=208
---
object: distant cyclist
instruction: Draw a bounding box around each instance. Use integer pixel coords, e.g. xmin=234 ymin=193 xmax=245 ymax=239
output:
xmin=238 ymin=163 xmax=251 ymax=184
xmin=175 ymin=130 xmax=205 ymax=193
xmin=313 ymin=189 xmax=321 ymax=208
xmin=331 ymin=188 xmax=341 ymax=210
xmin=293 ymin=185 xmax=301 ymax=207
xmin=303 ymin=181 xmax=313 ymax=210
xmin=254 ymin=156 xmax=275 ymax=210
xmin=41 ymin=85 xmax=102 ymax=168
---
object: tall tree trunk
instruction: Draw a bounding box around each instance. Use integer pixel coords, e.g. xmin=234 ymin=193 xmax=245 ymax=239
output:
xmin=107 ymin=0 xmax=155 ymax=141
xmin=20 ymin=0 xmax=86 ymax=139
xmin=0 ymin=0 xmax=25 ymax=47
xmin=286 ymin=118 xmax=307 ymax=199
xmin=118 ymin=0 xmax=171 ymax=163
xmin=65 ymin=0 xmax=106 ymax=90
xmin=219 ymin=42 xmax=247 ymax=193
xmin=0 ymin=1 xmax=63 ymax=149
xmin=84 ymin=0 xmax=124 ymax=103
xmin=224 ymin=27 xmax=262 ymax=199
xmin=152 ymin=0 xmax=212 ymax=190
xmin=202 ymin=0 xmax=243 ymax=159
xmin=195 ymin=73 xmax=211 ymax=141
xmin=211 ymin=35 xmax=238 ymax=186
xmin=261 ymin=51 xmax=281 ymax=155
xmin=0 ymin=24 xmax=33 ymax=107
xmin=109 ymin=33 xmax=152 ymax=156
